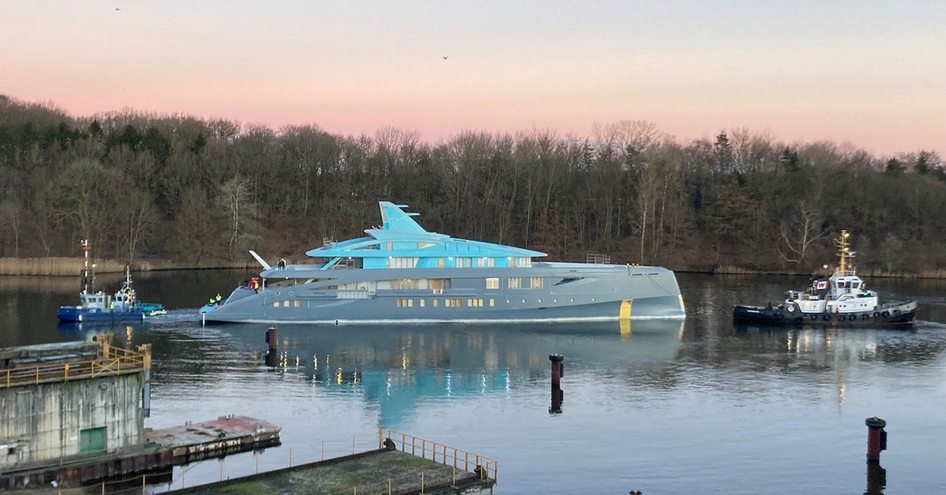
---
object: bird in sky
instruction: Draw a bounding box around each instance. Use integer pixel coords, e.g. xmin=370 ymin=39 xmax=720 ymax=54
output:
xmin=115 ymin=7 xmax=120 ymax=11
xmin=442 ymin=56 xmax=448 ymax=60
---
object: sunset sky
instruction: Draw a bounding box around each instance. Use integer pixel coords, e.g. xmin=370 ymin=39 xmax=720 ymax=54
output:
xmin=2 ymin=1 xmax=944 ymax=155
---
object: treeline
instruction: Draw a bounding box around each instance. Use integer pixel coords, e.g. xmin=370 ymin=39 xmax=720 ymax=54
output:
xmin=1 ymin=94 xmax=945 ymax=274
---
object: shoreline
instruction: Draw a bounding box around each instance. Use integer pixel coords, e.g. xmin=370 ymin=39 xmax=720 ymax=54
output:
xmin=2 ymin=257 xmax=946 ymax=280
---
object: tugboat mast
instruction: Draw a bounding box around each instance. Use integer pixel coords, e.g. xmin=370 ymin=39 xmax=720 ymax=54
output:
xmin=80 ymin=239 xmax=95 ymax=294
xmin=836 ymin=230 xmax=855 ymax=276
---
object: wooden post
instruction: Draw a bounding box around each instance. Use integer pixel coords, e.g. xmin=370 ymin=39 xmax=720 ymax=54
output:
xmin=421 ymin=472 xmax=425 ymax=494
xmin=388 ymin=479 xmax=392 ymax=495
xmin=289 ymin=447 xmax=293 ymax=468
xmin=321 ymin=440 xmax=325 ymax=460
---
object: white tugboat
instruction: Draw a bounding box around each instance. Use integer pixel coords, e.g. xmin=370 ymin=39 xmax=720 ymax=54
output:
xmin=733 ymin=230 xmax=917 ymax=326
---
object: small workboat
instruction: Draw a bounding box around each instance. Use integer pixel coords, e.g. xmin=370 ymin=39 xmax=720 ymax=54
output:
xmin=733 ymin=230 xmax=917 ymax=326
xmin=57 ymin=240 xmax=163 ymax=322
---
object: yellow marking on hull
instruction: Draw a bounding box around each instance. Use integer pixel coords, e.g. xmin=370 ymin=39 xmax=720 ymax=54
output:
xmin=619 ymin=299 xmax=632 ymax=335
xmin=678 ymin=294 xmax=686 ymax=313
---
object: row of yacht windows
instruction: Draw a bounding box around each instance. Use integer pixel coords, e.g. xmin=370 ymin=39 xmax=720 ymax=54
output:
xmin=338 ymin=277 xmax=543 ymax=292
xmin=385 ymin=257 xmax=532 ymax=268
xmin=392 ymin=296 xmax=592 ymax=308
xmin=273 ymin=295 xmax=594 ymax=309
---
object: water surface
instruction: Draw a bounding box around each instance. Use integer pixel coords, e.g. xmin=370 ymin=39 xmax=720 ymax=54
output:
xmin=2 ymin=271 xmax=945 ymax=494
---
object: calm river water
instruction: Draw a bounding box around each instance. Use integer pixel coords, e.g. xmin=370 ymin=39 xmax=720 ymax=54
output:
xmin=2 ymin=270 xmax=946 ymax=494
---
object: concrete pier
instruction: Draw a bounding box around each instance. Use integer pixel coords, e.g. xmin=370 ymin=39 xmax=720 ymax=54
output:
xmin=0 ymin=339 xmax=280 ymax=489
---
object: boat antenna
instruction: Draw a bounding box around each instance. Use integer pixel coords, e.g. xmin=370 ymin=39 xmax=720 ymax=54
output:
xmin=836 ymin=230 xmax=855 ymax=275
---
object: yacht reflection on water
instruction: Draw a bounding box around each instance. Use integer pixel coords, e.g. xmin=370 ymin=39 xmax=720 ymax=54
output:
xmin=243 ymin=319 xmax=685 ymax=427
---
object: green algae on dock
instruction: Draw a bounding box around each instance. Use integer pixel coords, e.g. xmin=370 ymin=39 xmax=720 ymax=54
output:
xmin=170 ymin=448 xmax=495 ymax=495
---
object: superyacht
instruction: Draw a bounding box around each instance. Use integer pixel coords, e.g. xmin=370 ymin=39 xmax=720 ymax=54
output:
xmin=201 ymin=202 xmax=686 ymax=324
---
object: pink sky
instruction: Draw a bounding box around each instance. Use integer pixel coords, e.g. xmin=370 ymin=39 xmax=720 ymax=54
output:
xmin=2 ymin=1 xmax=944 ymax=156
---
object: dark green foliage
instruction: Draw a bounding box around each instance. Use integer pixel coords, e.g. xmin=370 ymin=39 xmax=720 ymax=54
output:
xmin=1 ymin=94 xmax=945 ymax=272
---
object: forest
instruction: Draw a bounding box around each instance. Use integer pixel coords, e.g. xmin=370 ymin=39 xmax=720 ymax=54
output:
xmin=1 ymin=94 xmax=945 ymax=276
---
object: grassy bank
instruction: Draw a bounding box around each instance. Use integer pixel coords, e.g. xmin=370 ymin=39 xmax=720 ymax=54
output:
xmin=0 ymin=258 xmax=255 ymax=276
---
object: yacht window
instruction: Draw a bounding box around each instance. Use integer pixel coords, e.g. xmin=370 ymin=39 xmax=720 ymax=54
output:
xmin=531 ymin=277 xmax=544 ymax=289
xmin=273 ymin=301 xmax=279 ymax=308
xmin=509 ymin=257 xmax=517 ymax=267
xmin=419 ymin=299 xmax=425 ymax=307
xmin=432 ymin=299 xmax=439 ymax=307
xmin=386 ymin=242 xmax=394 ymax=251
xmin=283 ymin=300 xmax=290 ymax=307
xmin=852 ymin=282 xmax=860 ymax=289
xmin=489 ymin=298 xmax=495 ymax=307
xmin=486 ymin=278 xmax=500 ymax=289
xmin=508 ymin=277 xmax=522 ymax=289
xmin=293 ymin=300 xmax=300 ymax=307
xmin=388 ymin=257 xmax=418 ymax=269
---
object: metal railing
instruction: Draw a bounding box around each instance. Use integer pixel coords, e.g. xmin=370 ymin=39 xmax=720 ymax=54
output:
xmin=39 ymin=431 xmax=495 ymax=495
xmin=379 ymin=429 xmax=499 ymax=484
xmin=585 ymin=253 xmax=611 ymax=264
xmin=1 ymin=342 xmax=147 ymax=389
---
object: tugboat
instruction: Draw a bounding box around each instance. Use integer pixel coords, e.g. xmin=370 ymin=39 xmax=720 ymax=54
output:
xmin=56 ymin=240 xmax=162 ymax=322
xmin=733 ymin=230 xmax=917 ymax=326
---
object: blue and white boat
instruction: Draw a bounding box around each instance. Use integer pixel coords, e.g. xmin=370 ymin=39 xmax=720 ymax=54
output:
xmin=57 ymin=240 xmax=161 ymax=322
xmin=201 ymin=202 xmax=686 ymax=324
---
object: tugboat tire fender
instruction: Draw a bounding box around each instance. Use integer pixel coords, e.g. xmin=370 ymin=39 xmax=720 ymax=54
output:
xmin=861 ymin=313 xmax=870 ymax=320
xmin=822 ymin=314 xmax=832 ymax=321
xmin=893 ymin=309 xmax=901 ymax=315
xmin=810 ymin=314 xmax=818 ymax=321
xmin=873 ymin=312 xmax=880 ymax=318
xmin=881 ymin=310 xmax=890 ymax=318
xmin=787 ymin=304 xmax=796 ymax=313
xmin=773 ymin=311 xmax=784 ymax=320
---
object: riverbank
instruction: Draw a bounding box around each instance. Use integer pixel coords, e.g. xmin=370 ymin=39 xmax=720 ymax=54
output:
xmin=0 ymin=257 xmax=255 ymax=276
xmin=3 ymin=257 xmax=946 ymax=279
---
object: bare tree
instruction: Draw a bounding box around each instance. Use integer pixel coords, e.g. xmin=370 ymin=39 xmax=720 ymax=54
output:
xmin=777 ymin=201 xmax=829 ymax=264
xmin=0 ymin=193 xmax=21 ymax=257
xmin=218 ymin=177 xmax=259 ymax=257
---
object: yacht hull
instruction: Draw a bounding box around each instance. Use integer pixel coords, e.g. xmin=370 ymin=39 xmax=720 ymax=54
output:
xmin=203 ymin=264 xmax=685 ymax=324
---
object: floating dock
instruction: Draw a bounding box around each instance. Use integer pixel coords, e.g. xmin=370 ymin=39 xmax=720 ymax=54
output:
xmin=146 ymin=415 xmax=281 ymax=463
xmin=3 ymin=415 xmax=280 ymax=489
xmin=168 ymin=431 xmax=497 ymax=495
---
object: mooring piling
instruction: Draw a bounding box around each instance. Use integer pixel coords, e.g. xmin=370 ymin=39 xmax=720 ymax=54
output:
xmin=265 ymin=326 xmax=278 ymax=367
xmin=549 ymin=354 xmax=564 ymax=414
xmin=865 ymin=417 xmax=887 ymax=463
